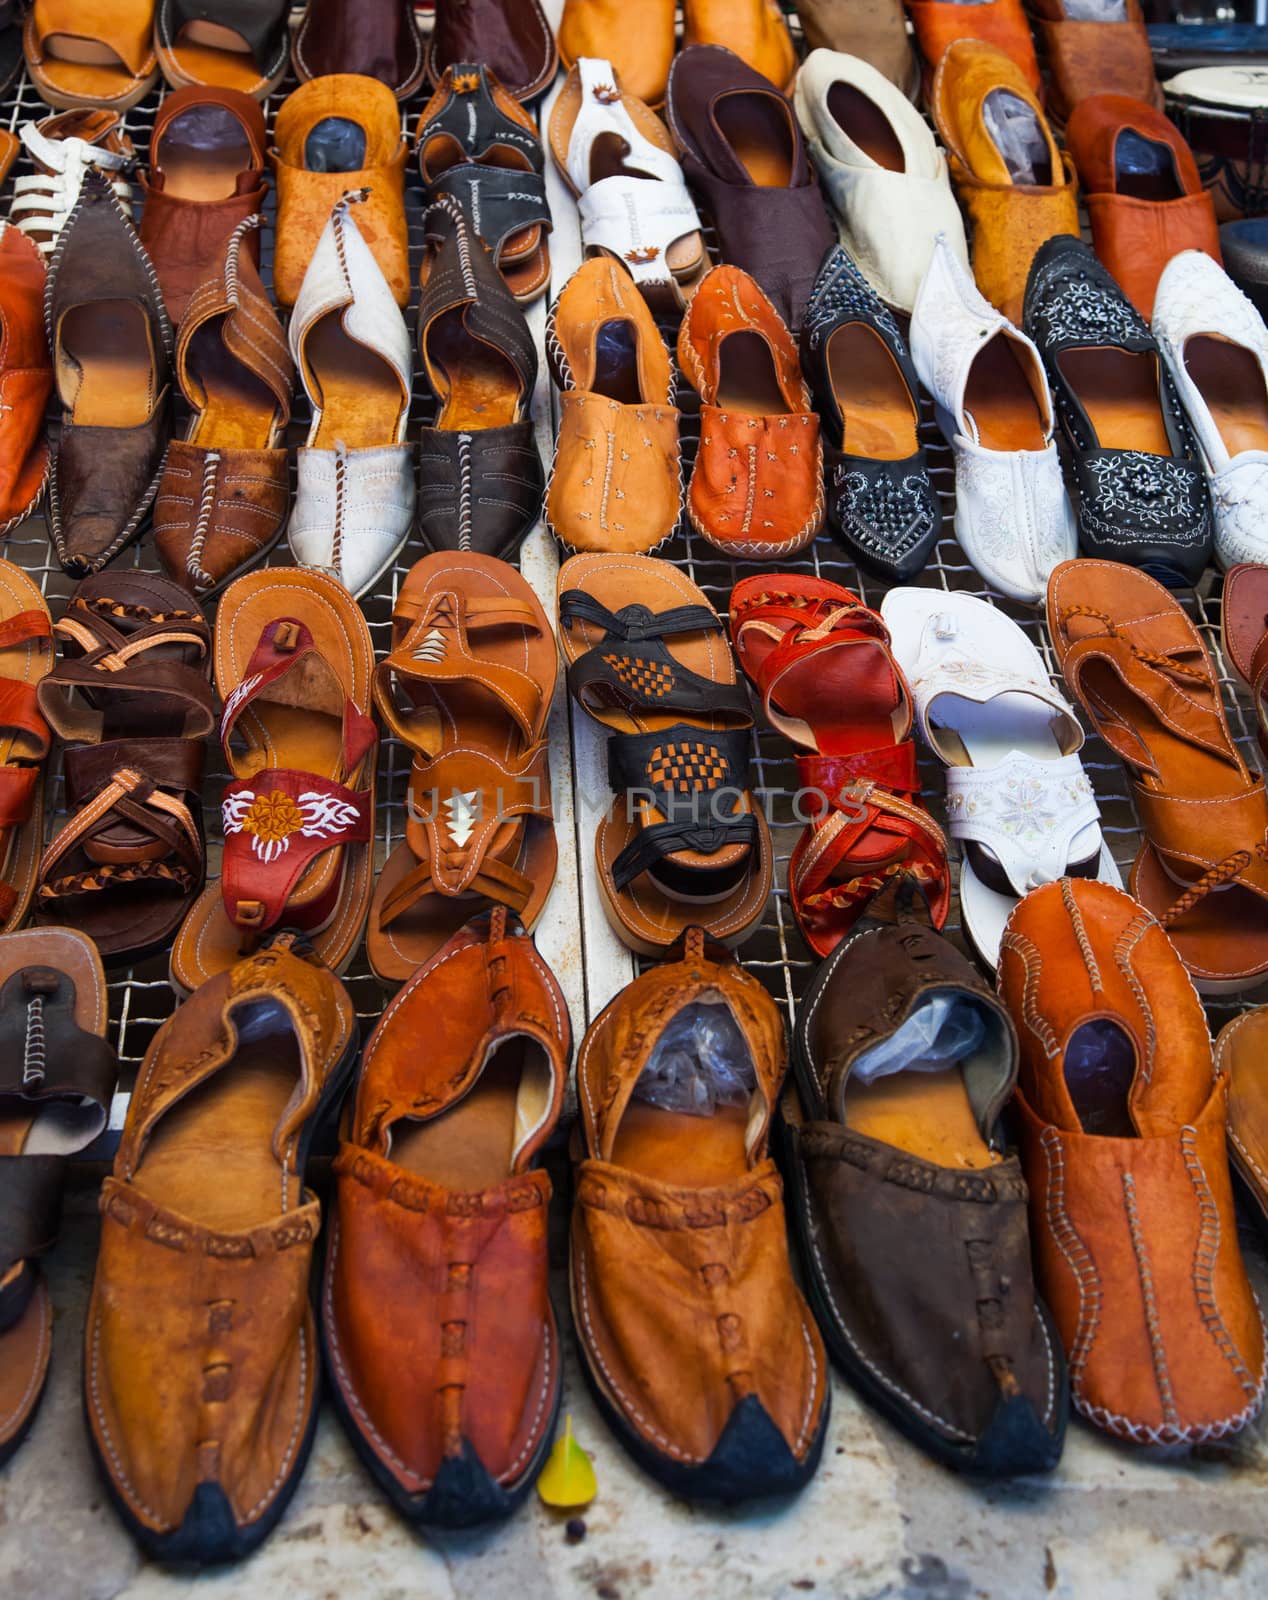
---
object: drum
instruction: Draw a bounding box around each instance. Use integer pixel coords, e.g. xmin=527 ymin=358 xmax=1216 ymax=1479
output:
xmin=1163 ymin=65 xmax=1268 ymax=221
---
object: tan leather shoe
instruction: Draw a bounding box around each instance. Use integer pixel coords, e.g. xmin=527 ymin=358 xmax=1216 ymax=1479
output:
xmin=558 ymin=0 xmax=677 ymax=108
xmin=1216 ymin=1007 xmax=1268 ymax=1237
xmin=999 ymin=880 xmax=1265 ymax=1446
xmin=685 ymin=0 xmax=796 ymax=92
xmin=85 ymin=935 xmax=359 ymax=1564
xmin=571 ymin=929 xmax=828 ymax=1500
xmin=793 ymin=0 xmax=918 ymax=96
xmin=933 ymin=40 xmax=1079 ymax=324
xmin=546 ymin=257 xmax=681 ymax=554
xmin=24 ymin=0 xmax=159 ymax=111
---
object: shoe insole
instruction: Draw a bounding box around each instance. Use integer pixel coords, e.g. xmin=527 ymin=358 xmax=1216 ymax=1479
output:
xmin=1113 ymin=128 xmax=1183 ymax=202
xmin=305 ymin=117 xmax=367 ymax=174
xmin=716 ymin=329 xmax=787 ymax=416
xmin=826 ymin=82 xmax=904 ymax=171
xmin=305 ymin=310 xmax=405 ymax=449
xmin=712 ymin=90 xmax=794 ymax=188
xmin=187 ymin=314 xmax=279 ymax=450
xmin=589 ymin=129 xmax=660 ymax=185
xmin=387 ymin=1043 xmax=544 ymax=1190
xmin=843 ymin=1067 xmax=998 ymax=1169
xmin=965 ymin=333 xmax=1048 ymax=452
xmin=1057 ymin=348 xmax=1171 ymax=456
xmin=610 ymin=1099 xmax=749 ymax=1187
xmin=1184 ymin=335 xmax=1268 ymax=458
xmin=828 ymin=323 xmax=917 ymax=459
xmin=157 ymin=104 xmax=251 ymax=201
xmin=135 ymin=1028 xmax=305 ymax=1229
xmin=59 ymin=302 xmax=153 ymax=428
xmin=179 ymin=21 xmax=252 ymax=56
xmin=430 ymin=308 xmax=521 ymax=430
xmin=591 ymin=320 xmax=643 ymax=405
xmin=42 ymin=36 xmax=129 ymax=69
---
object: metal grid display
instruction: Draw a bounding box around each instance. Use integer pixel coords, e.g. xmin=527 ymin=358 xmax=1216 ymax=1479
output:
xmin=1 ymin=3 xmax=1263 ymax=1140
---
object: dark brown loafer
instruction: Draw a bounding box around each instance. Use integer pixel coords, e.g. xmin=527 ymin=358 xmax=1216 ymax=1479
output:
xmin=427 ymin=0 xmax=558 ymax=103
xmin=45 ymin=173 xmax=172 ymax=576
xmin=293 ymin=0 xmax=426 ymax=99
xmin=785 ymin=920 xmax=1067 ymax=1475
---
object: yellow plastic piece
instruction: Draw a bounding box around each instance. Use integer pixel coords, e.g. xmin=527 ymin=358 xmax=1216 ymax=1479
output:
xmin=537 ymin=1414 xmax=597 ymax=1509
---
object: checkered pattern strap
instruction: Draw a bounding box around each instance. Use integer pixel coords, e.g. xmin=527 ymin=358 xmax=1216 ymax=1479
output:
xmin=606 ymin=723 xmax=759 ymax=890
xmin=560 ymin=590 xmax=752 ymax=724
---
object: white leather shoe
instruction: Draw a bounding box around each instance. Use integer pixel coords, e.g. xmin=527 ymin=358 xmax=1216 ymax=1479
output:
xmin=288 ymin=190 xmax=414 ymax=597
xmin=793 ymin=49 xmax=968 ymax=314
xmin=1153 ymin=249 xmax=1268 ymax=571
xmin=910 ymin=236 xmax=1076 ymax=603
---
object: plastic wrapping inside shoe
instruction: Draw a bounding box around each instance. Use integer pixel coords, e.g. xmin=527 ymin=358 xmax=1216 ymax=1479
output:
xmin=304 ymin=117 xmax=368 ymax=172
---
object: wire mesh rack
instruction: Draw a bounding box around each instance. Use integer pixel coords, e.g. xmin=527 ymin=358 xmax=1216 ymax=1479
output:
xmin=1 ymin=2 xmax=1263 ymax=1150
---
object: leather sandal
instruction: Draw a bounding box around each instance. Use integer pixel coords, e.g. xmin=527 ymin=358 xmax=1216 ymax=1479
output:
xmin=0 ymin=926 xmax=115 ymax=1468
xmin=153 ymin=215 xmax=293 ymax=598
xmin=156 ymin=0 xmax=290 ymax=98
xmin=1223 ymin=562 xmax=1268 ymax=759
xmin=0 ymin=562 xmax=52 ymax=935
xmin=558 ymin=553 xmax=772 ymax=956
xmin=367 ymin=553 xmax=557 ymax=985
xmin=549 ymin=57 xmax=707 ymax=316
xmin=171 ymin=569 xmax=377 ymax=994
xmin=730 ymin=573 xmax=950 ymax=960
xmin=416 ymin=63 xmax=551 ymax=306
xmin=23 ymin=0 xmax=159 ymax=112
xmin=1048 ymin=557 xmax=1268 ymax=993
xmin=294 ymin=0 xmax=425 ymax=99
xmin=34 ymin=573 xmax=214 ymax=963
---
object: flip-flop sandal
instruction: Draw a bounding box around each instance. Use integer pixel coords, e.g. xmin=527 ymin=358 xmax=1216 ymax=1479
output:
xmin=34 ymin=573 xmax=214 ymax=964
xmin=882 ymin=587 xmax=1121 ymax=969
xmin=1223 ymin=562 xmax=1268 ymax=761
xmin=367 ymin=552 xmax=558 ymax=985
xmin=156 ymin=0 xmax=291 ymax=98
xmin=24 ymin=0 xmax=160 ymax=112
xmin=730 ymin=573 xmax=949 ymax=960
xmin=0 ymin=561 xmax=53 ymax=935
xmin=1049 ymin=557 xmax=1268 ymax=994
xmin=416 ymin=63 xmax=552 ymax=306
xmin=558 ymin=553 xmax=772 ymax=956
xmin=170 ymin=569 xmax=377 ymax=994
xmin=0 ymin=926 xmax=116 ymax=1468
xmin=549 ymin=57 xmax=708 ymax=314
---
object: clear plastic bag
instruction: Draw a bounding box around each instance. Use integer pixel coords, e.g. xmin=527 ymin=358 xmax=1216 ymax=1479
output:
xmin=1062 ymin=0 xmax=1126 ymax=18
xmin=852 ymin=996 xmax=987 ymax=1084
xmin=983 ymin=90 xmax=1051 ymax=187
xmin=633 ymin=1002 xmax=756 ymax=1117
xmin=304 ymin=117 xmax=368 ymax=174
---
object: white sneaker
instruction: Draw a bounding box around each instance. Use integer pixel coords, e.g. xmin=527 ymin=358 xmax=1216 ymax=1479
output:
xmin=793 ymin=49 xmax=968 ymax=314
xmin=909 ymin=235 xmax=1076 ymax=603
xmin=288 ymin=191 xmax=414 ymax=598
xmin=1153 ymin=249 xmax=1268 ymax=571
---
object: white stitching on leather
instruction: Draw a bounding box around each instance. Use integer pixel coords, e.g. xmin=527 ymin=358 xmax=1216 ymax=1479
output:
xmin=1181 ymin=1125 xmax=1263 ymax=1399
xmin=1039 ymin=1127 xmax=1101 ymax=1385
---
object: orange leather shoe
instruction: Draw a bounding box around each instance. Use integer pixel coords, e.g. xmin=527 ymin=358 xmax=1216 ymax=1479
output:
xmin=0 ymin=223 xmax=51 ymax=536
xmin=271 ymin=74 xmax=409 ymax=309
xmin=678 ymin=265 xmax=823 ymax=559
xmin=1027 ymin=0 xmax=1160 ymax=124
xmin=558 ymin=0 xmax=677 ymax=108
xmin=1216 ymin=1007 xmax=1268 ymax=1236
xmin=24 ymin=0 xmax=159 ymax=111
xmin=572 ymin=929 xmax=829 ymax=1500
xmin=933 ymin=40 xmax=1079 ymax=324
xmin=684 ymin=0 xmax=797 ymax=92
xmin=1066 ymin=93 xmax=1221 ymax=320
xmin=324 ymin=911 xmax=569 ymax=1528
xmin=999 ymin=879 xmax=1265 ymax=1446
xmin=906 ymin=0 xmax=1040 ymax=98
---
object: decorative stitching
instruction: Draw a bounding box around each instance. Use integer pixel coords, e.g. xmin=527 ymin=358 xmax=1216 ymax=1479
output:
xmin=1039 ymin=1128 xmax=1101 ymax=1384
xmin=1181 ymin=1126 xmax=1263 ymax=1399
xmin=1122 ymin=1170 xmax=1179 ymax=1430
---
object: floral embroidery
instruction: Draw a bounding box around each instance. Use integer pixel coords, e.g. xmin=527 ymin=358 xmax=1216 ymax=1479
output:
xmin=223 ymin=787 xmax=363 ymax=865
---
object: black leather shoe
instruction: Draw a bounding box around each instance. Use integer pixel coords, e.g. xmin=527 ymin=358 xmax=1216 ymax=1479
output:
xmin=800 ymin=248 xmax=941 ymax=583
xmin=1023 ymin=234 xmax=1213 ymax=588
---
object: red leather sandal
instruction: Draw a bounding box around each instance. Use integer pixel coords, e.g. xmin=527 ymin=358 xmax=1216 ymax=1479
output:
xmin=730 ymin=573 xmax=949 ymax=957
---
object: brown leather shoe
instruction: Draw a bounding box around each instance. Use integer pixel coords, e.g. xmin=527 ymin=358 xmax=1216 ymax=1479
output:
xmin=85 ymin=934 xmax=359 ymax=1565
xmin=7 ymin=109 xmax=135 ymax=261
xmin=427 ymin=0 xmax=557 ymax=103
xmin=545 ymin=257 xmax=681 ymax=555
xmin=678 ymin=264 xmax=824 ymax=558
xmin=1066 ymin=93 xmax=1222 ymax=320
xmin=155 ymin=0 xmax=291 ymax=99
xmin=0 ymin=223 xmax=51 ymax=536
xmin=785 ymin=921 xmax=1066 ymax=1475
xmin=906 ymin=0 xmax=1040 ymax=99
xmin=138 ymin=85 xmax=268 ymax=325
xmin=572 ymin=929 xmax=829 ymax=1500
xmin=1027 ymin=0 xmax=1160 ymax=124
xmin=324 ymin=910 xmax=569 ymax=1527
xmin=45 ymin=172 xmax=172 ymax=576
xmin=1216 ymin=1007 xmax=1268 ymax=1236
xmin=272 ymin=74 xmax=409 ymax=309
xmin=933 ymin=39 xmax=1079 ymax=324
xmin=794 ymin=0 xmax=918 ymax=96
xmin=558 ymin=0 xmax=676 ymax=108
xmin=998 ymin=879 xmax=1266 ymax=1446
xmin=293 ymin=0 xmax=425 ymax=99
xmin=154 ymin=214 xmax=293 ymax=597
xmin=685 ymin=0 xmax=797 ymax=93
